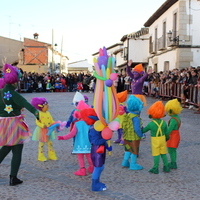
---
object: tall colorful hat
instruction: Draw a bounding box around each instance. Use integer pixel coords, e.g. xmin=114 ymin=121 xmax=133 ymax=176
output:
xmin=132 ymin=64 xmax=144 ymax=73
xmin=72 ymin=92 xmax=85 ymax=105
xmin=117 ymin=90 xmax=128 ymax=103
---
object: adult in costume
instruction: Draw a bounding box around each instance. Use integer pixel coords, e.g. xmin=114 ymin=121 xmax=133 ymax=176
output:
xmin=58 ymin=107 xmax=95 ymax=176
xmin=126 ymin=60 xmax=148 ymax=106
xmin=121 ymin=95 xmax=144 ymax=170
xmin=142 ymin=101 xmax=170 ymax=174
xmin=0 ymin=64 xmax=39 ymax=186
xmin=165 ymin=99 xmax=182 ymax=169
xmin=31 ymin=97 xmax=58 ymax=161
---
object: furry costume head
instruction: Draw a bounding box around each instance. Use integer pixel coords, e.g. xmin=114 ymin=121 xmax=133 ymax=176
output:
xmin=132 ymin=64 xmax=144 ymax=80
xmin=31 ymin=97 xmax=48 ymax=111
xmin=148 ymin=101 xmax=165 ymax=119
xmin=165 ymin=99 xmax=182 ymax=115
xmin=80 ymin=108 xmax=98 ymax=125
xmin=3 ymin=64 xmax=22 ymax=84
xmin=73 ymin=100 xmax=90 ymax=119
xmin=0 ymin=78 xmax=5 ymax=89
xmin=127 ymin=95 xmax=143 ymax=113
xmin=117 ymin=90 xmax=128 ymax=103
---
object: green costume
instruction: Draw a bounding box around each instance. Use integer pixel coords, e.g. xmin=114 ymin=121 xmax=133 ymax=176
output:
xmin=142 ymin=118 xmax=170 ymax=174
xmin=0 ymin=83 xmax=38 ymax=185
xmin=166 ymin=114 xmax=181 ymax=169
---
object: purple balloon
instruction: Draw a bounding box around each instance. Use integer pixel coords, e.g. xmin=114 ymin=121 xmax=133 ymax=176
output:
xmin=105 ymin=79 xmax=113 ymax=87
xmin=98 ymin=56 xmax=108 ymax=69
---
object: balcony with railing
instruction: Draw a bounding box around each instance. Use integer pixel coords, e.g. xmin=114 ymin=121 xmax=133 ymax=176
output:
xmin=158 ymin=36 xmax=166 ymax=50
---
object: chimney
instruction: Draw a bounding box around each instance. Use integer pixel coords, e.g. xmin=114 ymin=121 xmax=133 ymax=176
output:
xmin=33 ymin=33 xmax=39 ymax=40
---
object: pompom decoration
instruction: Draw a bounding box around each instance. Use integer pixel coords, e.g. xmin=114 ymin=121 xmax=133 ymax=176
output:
xmin=31 ymin=97 xmax=48 ymax=111
xmin=105 ymin=79 xmax=113 ymax=87
xmin=108 ymin=121 xmax=120 ymax=131
xmin=102 ymin=127 xmax=113 ymax=140
xmin=94 ymin=120 xmax=105 ymax=131
xmin=110 ymin=73 xmax=118 ymax=81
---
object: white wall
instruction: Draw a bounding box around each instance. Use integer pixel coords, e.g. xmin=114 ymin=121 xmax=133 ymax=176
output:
xmin=188 ymin=0 xmax=200 ymax=45
xmin=191 ymin=48 xmax=200 ymax=67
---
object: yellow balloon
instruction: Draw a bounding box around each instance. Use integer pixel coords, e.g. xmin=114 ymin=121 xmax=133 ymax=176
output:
xmin=94 ymin=120 xmax=105 ymax=131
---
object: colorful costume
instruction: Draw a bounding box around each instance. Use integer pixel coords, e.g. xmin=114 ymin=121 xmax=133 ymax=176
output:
xmin=31 ymin=97 xmax=58 ymax=162
xmin=127 ymin=62 xmax=148 ymax=106
xmin=165 ymin=98 xmax=182 ymax=169
xmin=113 ymin=90 xmax=128 ymax=145
xmin=142 ymin=101 xmax=170 ymax=174
xmin=0 ymin=64 xmax=39 ymax=186
xmin=121 ymin=95 xmax=144 ymax=170
xmin=58 ymin=108 xmax=97 ymax=176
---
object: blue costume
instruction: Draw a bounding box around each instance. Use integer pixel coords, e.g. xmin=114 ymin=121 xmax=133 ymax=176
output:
xmin=89 ymin=127 xmax=111 ymax=191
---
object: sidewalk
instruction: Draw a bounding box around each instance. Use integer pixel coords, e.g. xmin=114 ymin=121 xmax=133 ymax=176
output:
xmin=0 ymin=92 xmax=199 ymax=200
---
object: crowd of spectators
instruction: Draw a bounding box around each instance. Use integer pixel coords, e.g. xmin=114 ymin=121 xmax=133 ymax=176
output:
xmin=0 ymin=66 xmax=199 ymax=112
xmin=0 ymin=70 xmax=96 ymax=93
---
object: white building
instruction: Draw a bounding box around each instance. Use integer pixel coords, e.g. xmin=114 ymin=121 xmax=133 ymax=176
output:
xmin=67 ymin=59 xmax=93 ymax=74
xmin=144 ymin=0 xmax=200 ymax=72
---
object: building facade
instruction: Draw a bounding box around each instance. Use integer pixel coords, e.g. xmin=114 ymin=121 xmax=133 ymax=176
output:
xmin=144 ymin=0 xmax=200 ymax=72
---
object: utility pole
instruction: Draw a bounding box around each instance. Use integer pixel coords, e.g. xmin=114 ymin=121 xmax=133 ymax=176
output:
xmin=52 ymin=29 xmax=54 ymax=73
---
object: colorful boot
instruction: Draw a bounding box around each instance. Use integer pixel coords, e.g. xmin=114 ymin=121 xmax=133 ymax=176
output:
xmin=113 ymin=129 xmax=123 ymax=143
xmin=121 ymin=151 xmax=131 ymax=167
xmin=129 ymin=153 xmax=143 ymax=170
xmin=38 ymin=142 xmax=47 ymax=162
xmin=74 ymin=167 xmax=87 ymax=176
xmin=92 ymin=179 xmax=106 ymax=191
xmin=169 ymin=162 xmax=177 ymax=169
xmin=91 ymin=166 xmax=106 ymax=191
xmin=47 ymin=141 xmax=58 ymax=160
xmin=149 ymin=155 xmax=159 ymax=174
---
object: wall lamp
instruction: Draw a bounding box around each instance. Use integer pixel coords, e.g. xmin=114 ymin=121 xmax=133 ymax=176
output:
xmin=167 ymin=30 xmax=179 ymax=42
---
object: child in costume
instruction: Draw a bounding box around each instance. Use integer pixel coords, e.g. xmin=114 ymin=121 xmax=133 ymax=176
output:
xmin=88 ymin=113 xmax=112 ymax=191
xmin=165 ymin=98 xmax=182 ymax=169
xmin=142 ymin=101 xmax=170 ymax=174
xmin=127 ymin=60 xmax=148 ymax=106
xmin=0 ymin=64 xmax=39 ymax=186
xmin=121 ymin=95 xmax=144 ymax=170
xmin=31 ymin=97 xmax=58 ymax=162
xmin=58 ymin=108 xmax=95 ymax=176
xmin=113 ymin=90 xmax=128 ymax=145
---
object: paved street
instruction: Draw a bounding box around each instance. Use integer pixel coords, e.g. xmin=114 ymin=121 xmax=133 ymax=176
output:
xmin=0 ymin=92 xmax=200 ymax=200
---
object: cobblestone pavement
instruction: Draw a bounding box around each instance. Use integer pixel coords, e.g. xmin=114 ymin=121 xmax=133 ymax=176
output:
xmin=0 ymin=92 xmax=200 ymax=200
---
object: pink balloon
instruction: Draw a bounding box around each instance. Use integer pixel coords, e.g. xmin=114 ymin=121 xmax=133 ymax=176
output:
xmin=108 ymin=121 xmax=120 ymax=131
xmin=110 ymin=73 xmax=118 ymax=81
xmin=102 ymin=127 xmax=113 ymax=140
